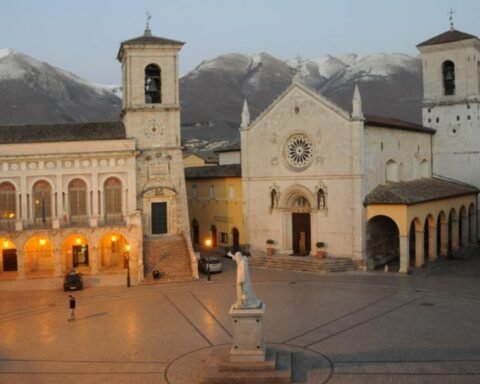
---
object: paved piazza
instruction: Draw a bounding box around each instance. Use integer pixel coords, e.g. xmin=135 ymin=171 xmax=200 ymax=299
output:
xmin=1 ymin=251 xmax=480 ymax=383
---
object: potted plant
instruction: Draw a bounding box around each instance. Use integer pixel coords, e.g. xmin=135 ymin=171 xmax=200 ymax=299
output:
xmin=266 ymin=239 xmax=275 ymax=255
xmin=315 ymin=242 xmax=326 ymax=258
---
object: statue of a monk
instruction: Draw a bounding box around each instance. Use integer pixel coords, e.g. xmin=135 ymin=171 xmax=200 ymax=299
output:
xmin=231 ymin=251 xmax=262 ymax=309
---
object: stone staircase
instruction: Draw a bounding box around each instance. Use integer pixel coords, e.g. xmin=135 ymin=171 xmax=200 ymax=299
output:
xmin=143 ymin=235 xmax=194 ymax=281
xmin=248 ymin=254 xmax=356 ymax=273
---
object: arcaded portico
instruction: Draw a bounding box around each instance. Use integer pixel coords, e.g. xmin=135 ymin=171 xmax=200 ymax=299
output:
xmin=365 ymin=178 xmax=478 ymax=273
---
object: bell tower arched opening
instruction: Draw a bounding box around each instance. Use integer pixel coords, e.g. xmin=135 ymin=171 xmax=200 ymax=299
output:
xmin=145 ymin=64 xmax=161 ymax=103
xmin=442 ymin=60 xmax=455 ymax=96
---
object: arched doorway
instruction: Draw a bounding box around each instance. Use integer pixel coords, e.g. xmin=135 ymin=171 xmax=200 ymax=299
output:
xmin=61 ymin=235 xmax=90 ymax=273
xmin=98 ymin=232 xmax=128 ymax=271
xmin=366 ymin=215 xmax=399 ymax=270
xmin=24 ymin=236 xmax=54 ymax=276
xmin=291 ymin=196 xmax=311 ymax=255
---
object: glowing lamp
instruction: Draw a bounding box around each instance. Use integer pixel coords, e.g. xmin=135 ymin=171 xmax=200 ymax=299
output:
xmin=75 ymin=237 xmax=81 ymax=245
xmin=39 ymin=238 xmax=46 ymax=246
xmin=3 ymin=240 xmax=9 ymax=249
xmin=125 ymin=244 xmax=131 ymax=252
xmin=205 ymin=239 xmax=212 ymax=248
xmin=111 ymin=235 xmax=117 ymax=242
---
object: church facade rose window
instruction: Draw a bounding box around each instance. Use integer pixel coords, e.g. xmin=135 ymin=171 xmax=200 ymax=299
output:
xmin=284 ymin=133 xmax=313 ymax=170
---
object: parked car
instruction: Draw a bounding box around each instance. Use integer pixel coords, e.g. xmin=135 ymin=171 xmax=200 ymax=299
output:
xmin=63 ymin=270 xmax=84 ymax=291
xmin=198 ymin=256 xmax=223 ymax=274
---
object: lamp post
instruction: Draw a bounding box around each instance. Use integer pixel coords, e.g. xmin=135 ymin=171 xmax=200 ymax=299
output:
xmin=205 ymin=239 xmax=212 ymax=282
xmin=125 ymin=244 xmax=131 ymax=287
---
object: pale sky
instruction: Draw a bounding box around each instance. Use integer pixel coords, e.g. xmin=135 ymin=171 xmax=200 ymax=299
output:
xmin=1 ymin=0 xmax=479 ymax=85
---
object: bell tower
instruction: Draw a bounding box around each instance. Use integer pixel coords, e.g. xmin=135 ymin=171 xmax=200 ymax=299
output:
xmin=417 ymin=25 xmax=480 ymax=186
xmin=117 ymin=23 xmax=191 ymax=241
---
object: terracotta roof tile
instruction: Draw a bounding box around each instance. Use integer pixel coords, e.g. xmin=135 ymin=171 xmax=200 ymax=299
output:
xmin=0 ymin=121 xmax=126 ymax=144
xmin=365 ymin=178 xmax=478 ymax=205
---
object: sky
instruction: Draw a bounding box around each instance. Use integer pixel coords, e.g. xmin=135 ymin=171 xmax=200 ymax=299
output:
xmin=1 ymin=0 xmax=479 ymax=85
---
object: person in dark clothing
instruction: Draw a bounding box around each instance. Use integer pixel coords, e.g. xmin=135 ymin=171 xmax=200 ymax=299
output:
xmin=68 ymin=295 xmax=76 ymax=321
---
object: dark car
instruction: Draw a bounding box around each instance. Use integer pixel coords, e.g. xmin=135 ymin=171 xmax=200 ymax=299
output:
xmin=198 ymin=256 xmax=223 ymax=274
xmin=63 ymin=270 xmax=84 ymax=291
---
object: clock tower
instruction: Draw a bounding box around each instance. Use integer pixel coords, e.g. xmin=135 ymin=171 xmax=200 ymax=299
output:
xmin=118 ymin=25 xmax=194 ymax=276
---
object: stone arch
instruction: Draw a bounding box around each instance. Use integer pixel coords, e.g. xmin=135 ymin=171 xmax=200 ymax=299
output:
xmin=98 ymin=232 xmax=129 ymax=271
xmin=61 ymin=233 xmax=92 ymax=273
xmin=442 ymin=60 xmax=455 ymax=96
xmin=142 ymin=178 xmax=177 ymax=196
xmin=366 ymin=215 xmax=400 ymax=270
xmin=145 ymin=63 xmax=161 ymax=103
xmin=32 ymin=180 xmax=54 ymax=225
xmin=23 ymin=236 xmax=55 ymax=276
xmin=448 ymin=208 xmax=458 ymax=255
xmin=278 ymin=184 xmax=316 ymax=210
xmin=0 ymin=181 xmax=17 ymax=226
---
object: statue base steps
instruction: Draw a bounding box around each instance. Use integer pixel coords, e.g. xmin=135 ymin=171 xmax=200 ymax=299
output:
xmin=200 ymin=348 xmax=291 ymax=384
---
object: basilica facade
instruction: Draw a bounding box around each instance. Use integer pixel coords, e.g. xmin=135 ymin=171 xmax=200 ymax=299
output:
xmin=241 ymin=26 xmax=480 ymax=273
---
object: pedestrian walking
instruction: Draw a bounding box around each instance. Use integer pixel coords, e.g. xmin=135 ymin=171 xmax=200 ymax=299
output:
xmin=68 ymin=294 xmax=76 ymax=321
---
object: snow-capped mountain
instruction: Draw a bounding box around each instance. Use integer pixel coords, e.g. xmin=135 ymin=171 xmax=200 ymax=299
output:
xmin=0 ymin=49 xmax=121 ymax=124
xmin=179 ymin=51 xmax=422 ymax=149
xmin=0 ymin=48 xmax=422 ymax=150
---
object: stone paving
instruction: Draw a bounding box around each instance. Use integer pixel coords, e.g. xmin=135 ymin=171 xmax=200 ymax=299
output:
xmin=0 ymin=250 xmax=480 ymax=383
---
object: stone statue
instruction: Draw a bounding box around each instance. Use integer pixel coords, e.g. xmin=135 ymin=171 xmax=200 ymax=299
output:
xmin=230 ymin=251 xmax=262 ymax=309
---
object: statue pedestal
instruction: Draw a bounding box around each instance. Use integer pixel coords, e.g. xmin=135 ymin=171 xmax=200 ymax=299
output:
xmin=229 ymin=303 xmax=266 ymax=363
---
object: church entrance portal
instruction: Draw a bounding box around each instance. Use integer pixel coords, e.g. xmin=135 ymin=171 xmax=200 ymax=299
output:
xmin=292 ymin=213 xmax=311 ymax=255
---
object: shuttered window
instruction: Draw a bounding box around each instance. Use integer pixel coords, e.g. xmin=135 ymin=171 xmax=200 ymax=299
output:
xmin=69 ymin=179 xmax=87 ymax=222
xmin=33 ymin=180 xmax=52 ymax=222
xmin=104 ymin=177 xmax=122 ymax=224
xmin=0 ymin=182 xmax=16 ymax=220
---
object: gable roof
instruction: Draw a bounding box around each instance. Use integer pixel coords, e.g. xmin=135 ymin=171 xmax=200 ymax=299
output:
xmin=241 ymin=81 xmax=351 ymax=132
xmin=417 ymin=29 xmax=478 ymax=47
xmin=0 ymin=121 xmax=126 ymax=144
xmin=365 ymin=178 xmax=478 ymax=205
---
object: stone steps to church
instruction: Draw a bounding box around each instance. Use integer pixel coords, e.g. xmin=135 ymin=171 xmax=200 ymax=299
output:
xmin=143 ymin=235 xmax=193 ymax=280
xmin=249 ymin=254 xmax=356 ymax=273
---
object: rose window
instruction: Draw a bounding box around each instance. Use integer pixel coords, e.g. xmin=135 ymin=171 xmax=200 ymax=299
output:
xmin=285 ymin=134 xmax=313 ymax=169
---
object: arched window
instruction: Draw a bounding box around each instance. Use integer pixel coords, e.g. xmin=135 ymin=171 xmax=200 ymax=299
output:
xmin=0 ymin=182 xmax=16 ymax=221
xmin=68 ymin=179 xmax=87 ymax=224
xmin=442 ymin=60 xmax=455 ymax=96
xmin=33 ymin=180 xmax=52 ymax=223
xmin=145 ymin=64 xmax=161 ymax=104
xmin=104 ymin=177 xmax=122 ymax=224
xmin=385 ymin=160 xmax=399 ymax=182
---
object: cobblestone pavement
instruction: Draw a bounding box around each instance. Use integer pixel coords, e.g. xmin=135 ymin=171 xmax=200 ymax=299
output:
xmin=1 ymin=251 xmax=479 ymax=383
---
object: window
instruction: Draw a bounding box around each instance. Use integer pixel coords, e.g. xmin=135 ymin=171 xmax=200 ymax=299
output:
xmin=145 ymin=64 xmax=161 ymax=104
xmin=442 ymin=60 xmax=455 ymax=96
xmin=385 ymin=160 xmax=399 ymax=182
xmin=0 ymin=182 xmax=16 ymax=220
xmin=192 ymin=185 xmax=198 ymax=199
xmin=228 ymin=184 xmax=235 ymax=199
xmin=68 ymin=179 xmax=87 ymax=224
xmin=104 ymin=177 xmax=122 ymax=224
xmin=33 ymin=180 xmax=52 ymax=223
xmin=209 ymin=185 xmax=215 ymax=199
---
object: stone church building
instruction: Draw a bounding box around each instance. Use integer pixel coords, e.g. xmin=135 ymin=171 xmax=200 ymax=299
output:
xmin=241 ymin=26 xmax=480 ymax=274
xmin=0 ymin=26 xmax=197 ymax=284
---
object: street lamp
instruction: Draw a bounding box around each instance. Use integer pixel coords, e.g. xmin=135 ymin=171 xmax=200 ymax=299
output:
xmin=205 ymin=238 xmax=212 ymax=282
xmin=125 ymin=244 xmax=131 ymax=287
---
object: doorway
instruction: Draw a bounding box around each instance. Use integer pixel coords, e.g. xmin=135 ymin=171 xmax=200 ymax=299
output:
xmin=73 ymin=245 xmax=89 ymax=267
xmin=2 ymin=249 xmax=17 ymax=271
xmin=292 ymin=213 xmax=311 ymax=255
xmin=152 ymin=202 xmax=168 ymax=235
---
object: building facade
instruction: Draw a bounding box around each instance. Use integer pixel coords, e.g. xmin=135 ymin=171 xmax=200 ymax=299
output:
xmin=0 ymin=27 xmax=196 ymax=284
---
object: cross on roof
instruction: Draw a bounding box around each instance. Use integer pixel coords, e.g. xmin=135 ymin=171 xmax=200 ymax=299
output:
xmin=448 ymin=8 xmax=455 ymax=31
